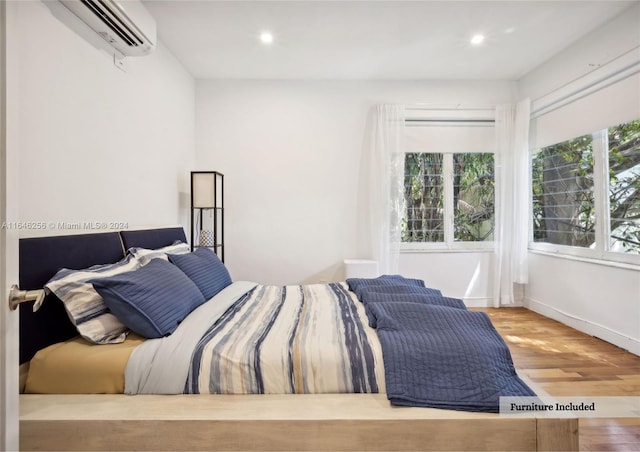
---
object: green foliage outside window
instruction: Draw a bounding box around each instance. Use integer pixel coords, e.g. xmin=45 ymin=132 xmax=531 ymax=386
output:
xmin=453 ymin=153 xmax=495 ymax=241
xmin=608 ymin=120 xmax=640 ymax=253
xmin=402 ymin=152 xmax=495 ymax=243
xmin=403 ymin=153 xmax=444 ymax=242
xmin=531 ymin=134 xmax=595 ymax=247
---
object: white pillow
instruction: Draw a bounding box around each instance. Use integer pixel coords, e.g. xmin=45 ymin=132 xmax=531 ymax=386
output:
xmin=126 ymin=241 xmax=191 ymax=266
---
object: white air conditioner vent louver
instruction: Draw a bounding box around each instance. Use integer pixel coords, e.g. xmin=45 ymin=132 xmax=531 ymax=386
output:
xmin=59 ymin=0 xmax=156 ymax=57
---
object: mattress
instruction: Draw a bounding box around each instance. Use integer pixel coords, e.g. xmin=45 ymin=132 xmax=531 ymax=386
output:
xmin=24 ymin=333 xmax=145 ymax=394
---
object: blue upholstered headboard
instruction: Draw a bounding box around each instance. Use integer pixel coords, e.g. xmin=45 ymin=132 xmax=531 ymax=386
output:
xmin=18 ymin=227 xmax=187 ymax=363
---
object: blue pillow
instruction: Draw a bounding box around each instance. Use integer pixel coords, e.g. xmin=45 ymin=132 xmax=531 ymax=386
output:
xmin=91 ymin=259 xmax=205 ymax=338
xmin=168 ymin=247 xmax=232 ymax=300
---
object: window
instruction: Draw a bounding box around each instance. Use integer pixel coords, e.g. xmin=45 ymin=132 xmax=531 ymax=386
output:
xmin=402 ymin=110 xmax=496 ymax=250
xmin=402 ymin=152 xmax=495 ymax=248
xmin=403 ymin=153 xmax=444 ymax=242
xmin=532 ymin=134 xmax=595 ymax=248
xmin=608 ymin=121 xmax=640 ymax=254
xmin=531 ymin=119 xmax=640 ymax=262
xmin=453 ymin=153 xmax=495 ymax=242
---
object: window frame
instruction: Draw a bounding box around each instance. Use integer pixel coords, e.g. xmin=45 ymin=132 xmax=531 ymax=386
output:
xmin=529 ymin=126 xmax=640 ymax=267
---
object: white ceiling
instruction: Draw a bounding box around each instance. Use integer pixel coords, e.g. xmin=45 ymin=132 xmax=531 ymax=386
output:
xmin=142 ymin=0 xmax=638 ymax=80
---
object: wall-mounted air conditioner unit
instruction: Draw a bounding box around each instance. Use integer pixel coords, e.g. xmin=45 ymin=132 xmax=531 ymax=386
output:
xmin=58 ymin=0 xmax=156 ymax=57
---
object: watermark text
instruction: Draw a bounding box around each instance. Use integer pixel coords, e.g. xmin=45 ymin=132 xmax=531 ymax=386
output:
xmin=1 ymin=221 xmax=129 ymax=231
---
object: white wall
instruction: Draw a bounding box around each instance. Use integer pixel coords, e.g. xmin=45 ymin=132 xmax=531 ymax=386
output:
xmin=16 ymin=0 xmax=195 ymax=237
xmin=196 ymin=79 xmax=515 ymax=295
xmin=527 ymin=253 xmax=640 ymax=355
xmin=518 ymin=3 xmax=640 ymax=354
xmin=399 ymin=252 xmax=496 ymax=305
xmin=518 ymin=2 xmax=640 ymax=101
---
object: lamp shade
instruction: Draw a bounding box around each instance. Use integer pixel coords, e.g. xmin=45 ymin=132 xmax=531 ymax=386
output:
xmin=192 ymin=172 xmax=215 ymax=208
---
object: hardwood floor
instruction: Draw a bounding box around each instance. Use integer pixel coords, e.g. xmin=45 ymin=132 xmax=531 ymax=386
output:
xmin=483 ymin=307 xmax=640 ymax=451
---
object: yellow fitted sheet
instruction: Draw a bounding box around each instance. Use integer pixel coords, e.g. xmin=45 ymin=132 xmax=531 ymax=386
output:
xmin=24 ymin=333 xmax=145 ymax=394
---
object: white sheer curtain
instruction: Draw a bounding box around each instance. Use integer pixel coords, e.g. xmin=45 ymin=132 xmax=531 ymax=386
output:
xmin=364 ymin=104 xmax=405 ymax=275
xmin=494 ymin=99 xmax=531 ymax=306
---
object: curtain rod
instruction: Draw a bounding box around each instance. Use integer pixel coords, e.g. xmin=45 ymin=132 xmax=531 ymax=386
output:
xmin=405 ymin=119 xmax=495 ymax=124
xmin=405 ymin=105 xmax=496 ymax=112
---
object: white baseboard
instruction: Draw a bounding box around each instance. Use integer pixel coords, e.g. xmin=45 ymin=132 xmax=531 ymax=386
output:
xmin=525 ymin=297 xmax=640 ymax=356
xmin=462 ymin=298 xmax=525 ymax=308
xmin=462 ymin=297 xmax=497 ymax=308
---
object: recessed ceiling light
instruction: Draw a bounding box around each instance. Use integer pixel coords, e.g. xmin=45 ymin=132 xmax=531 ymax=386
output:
xmin=470 ymin=34 xmax=485 ymax=46
xmin=260 ymin=32 xmax=274 ymax=45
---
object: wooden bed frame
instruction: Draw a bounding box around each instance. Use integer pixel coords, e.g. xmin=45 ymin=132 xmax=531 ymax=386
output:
xmin=17 ymin=227 xmax=578 ymax=451
xmin=20 ymin=394 xmax=578 ymax=451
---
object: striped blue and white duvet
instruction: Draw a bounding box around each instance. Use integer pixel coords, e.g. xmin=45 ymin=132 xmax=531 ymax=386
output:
xmin=125 ymin=281 xmax=385 ymax=394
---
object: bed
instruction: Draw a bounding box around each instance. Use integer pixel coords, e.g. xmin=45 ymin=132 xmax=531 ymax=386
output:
xmin=18 ymin=227 xmax=578 ymax=451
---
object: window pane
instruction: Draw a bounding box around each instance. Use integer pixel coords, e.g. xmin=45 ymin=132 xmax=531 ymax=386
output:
xmin=532 ymin=135 xmax=595 ymax=247
xmin=453 ymin=153 xmax=495 ymax=241
xmin=609 ymin=120 xmax=640 ymax=254
xmin=402 ymin=153 xmax=444 ymax=242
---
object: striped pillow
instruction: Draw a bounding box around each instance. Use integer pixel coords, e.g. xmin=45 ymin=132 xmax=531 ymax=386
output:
xmin=168 ymin=248 xmax=232 ymax=300
xmin=44 ymin=255 xmax=140 ymax=344
xmin=127 ymin=241 xmax=190 ymax=266
xmin=91 ymin=259 xmax=206 ymax=338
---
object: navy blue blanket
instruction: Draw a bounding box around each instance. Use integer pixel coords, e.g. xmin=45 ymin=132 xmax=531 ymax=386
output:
xmin=347 ymin=276 xmax=535 ymax=412
xmin=347 ymin=275 xmax=425 ymax=297
xmin=369 ymin=302 xmax=535 ymax=411
xmin=360 ymin=293 xmax=466 ymax=328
